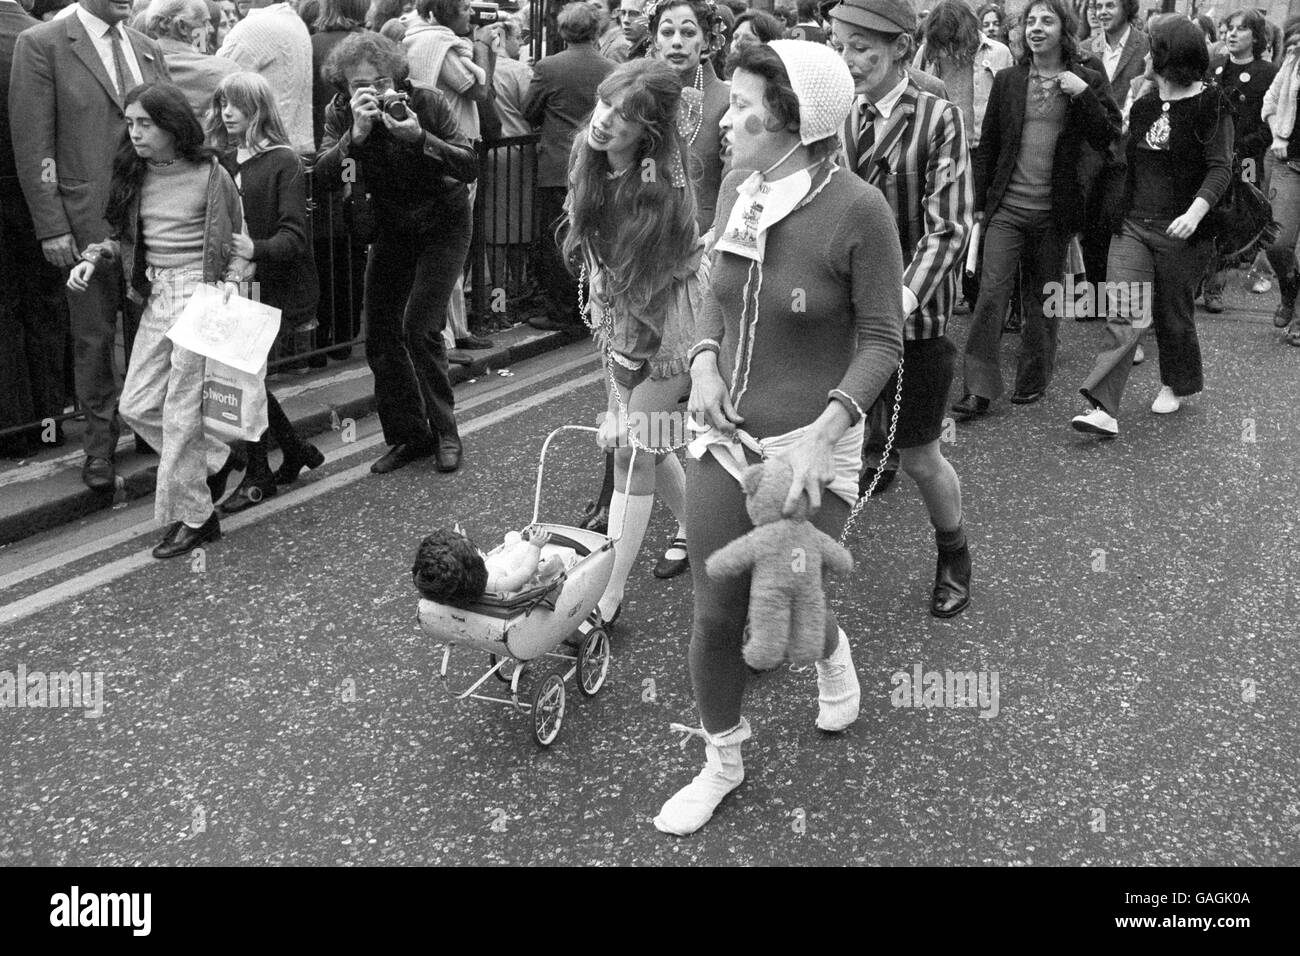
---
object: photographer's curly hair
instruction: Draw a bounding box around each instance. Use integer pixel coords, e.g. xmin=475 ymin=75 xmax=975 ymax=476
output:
xmin=105 ymin=83 xmax=216 ymax=233
xmin=321 ymin=30 xmax=410 ymax=92
xmin=561 ymin=59 xmax=698 ymax=319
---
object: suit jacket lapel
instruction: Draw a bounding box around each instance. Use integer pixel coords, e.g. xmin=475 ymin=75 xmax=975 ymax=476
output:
xmin=127 ymin=30 xmax=163 ymax=82
xmin=1113 ymin=30 xmax=1140 ymax=87
xmin=66 ymin=13 xmax=122 ymax=108
xmin=863 ymin=93 xmax=915 ymax=186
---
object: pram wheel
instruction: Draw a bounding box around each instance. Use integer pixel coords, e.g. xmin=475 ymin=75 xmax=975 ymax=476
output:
xmin=577 ymin=627 xmax=611 ymax=697
xmin=531 ymin=673 xmax=565 ymax=747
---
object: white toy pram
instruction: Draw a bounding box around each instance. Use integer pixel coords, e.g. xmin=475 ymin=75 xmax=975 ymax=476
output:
xmin=418 ymin=425 xmax=637 ymax=747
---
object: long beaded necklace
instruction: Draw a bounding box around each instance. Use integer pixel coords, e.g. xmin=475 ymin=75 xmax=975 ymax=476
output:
xmin=678 ymin=63 xmax=706 ymax=146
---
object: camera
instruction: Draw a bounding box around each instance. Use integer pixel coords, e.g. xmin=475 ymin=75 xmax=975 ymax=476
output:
xmin=379 ymin=89 xmax=410 ymax=121
xmin=469 ymin=1 xmax=499 ymax=26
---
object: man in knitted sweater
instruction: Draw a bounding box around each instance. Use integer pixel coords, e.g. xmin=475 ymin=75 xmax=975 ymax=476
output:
xmin=831 ymin=0 xmax=974 ymax=619
xmin=218 ymin=0 xmax=313 ymax=154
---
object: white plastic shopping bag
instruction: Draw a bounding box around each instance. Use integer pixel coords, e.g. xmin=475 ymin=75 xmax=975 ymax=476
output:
xmin=202 ymin=358 xmax=268 ymax=442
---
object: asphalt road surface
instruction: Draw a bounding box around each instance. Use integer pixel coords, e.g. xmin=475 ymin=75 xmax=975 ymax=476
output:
xmin=2 ymin=302 xmax=1298 ymax=866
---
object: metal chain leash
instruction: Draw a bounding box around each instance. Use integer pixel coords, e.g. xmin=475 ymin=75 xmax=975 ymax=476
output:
xmin=579 ymin=263 xmax=906 ymax=545
xmin=579 ymin=263 xmax=693 ymax=456
xmin=837 ymin=356 xmax=904 ymax=548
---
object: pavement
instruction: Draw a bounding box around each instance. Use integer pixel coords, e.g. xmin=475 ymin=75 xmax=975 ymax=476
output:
xmin=0 ymin=322 xmax=585 ymax=547
xmin=0 ymin=275 xmax=1298 ymax=866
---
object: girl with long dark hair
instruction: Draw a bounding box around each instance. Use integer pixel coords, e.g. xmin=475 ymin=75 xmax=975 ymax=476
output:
xmin=562 ymin=58 xmax=708 ymax=624
xmin=952 ymin=0 xmax=1119 ymax=419
xmin=68 ymin=82 xmax=251 ymax=559
xmin=1072 ymin=15 xmax=1233 ymax=435
xmin=206 ymin=72 xmax=325 ymax=511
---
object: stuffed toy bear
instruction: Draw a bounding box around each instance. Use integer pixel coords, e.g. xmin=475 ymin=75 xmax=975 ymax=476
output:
xmin=704 ymin=456 xmax=854 ymax=670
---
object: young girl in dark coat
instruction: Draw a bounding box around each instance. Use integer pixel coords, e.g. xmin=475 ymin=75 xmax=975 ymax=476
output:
xmin=207 ymin=72 xmax=325 ymax=511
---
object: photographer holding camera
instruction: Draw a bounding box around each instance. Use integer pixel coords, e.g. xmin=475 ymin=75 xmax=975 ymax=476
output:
xmin=315 ymin=31 xmax=479 ymax=474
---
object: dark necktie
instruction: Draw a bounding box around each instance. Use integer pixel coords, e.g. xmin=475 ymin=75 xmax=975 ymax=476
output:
xmin=856 ymin=103 xmax=878 ymax=173
xmin=107 ymin=26 xmax=132 ymax=105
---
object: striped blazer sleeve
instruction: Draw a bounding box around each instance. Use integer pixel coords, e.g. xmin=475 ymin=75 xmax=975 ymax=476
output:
xmin=903 ymin=96 xmax=972 ymax=317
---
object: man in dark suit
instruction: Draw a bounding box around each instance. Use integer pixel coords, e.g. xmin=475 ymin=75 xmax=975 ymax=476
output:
xmin=523 ymin=1 xmax=614 ymax=331
xmin=8 ymin=0 xmax=170 ymax=489
xmin=1 ymin=0 xmax=70 ymax=459
xmin=1080 ymin=0 xmax=1147 ymax=291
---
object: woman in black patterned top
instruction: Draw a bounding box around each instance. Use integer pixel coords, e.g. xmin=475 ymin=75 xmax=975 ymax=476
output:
xmin=1201 ymin=7 xmax=1276 ymax=313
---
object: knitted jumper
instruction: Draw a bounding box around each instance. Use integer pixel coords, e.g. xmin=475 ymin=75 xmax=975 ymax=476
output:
xmin=695 ymin=167 xmax=905 ymax=440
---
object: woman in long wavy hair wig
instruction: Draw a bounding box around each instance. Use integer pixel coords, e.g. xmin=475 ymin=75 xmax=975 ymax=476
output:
xmin=560 ymin=57 xmax=707 ymax=624
xmin=562 ymin=59 xmax=697 ymax=316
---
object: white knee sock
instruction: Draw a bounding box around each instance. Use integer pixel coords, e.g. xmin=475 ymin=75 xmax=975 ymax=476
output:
xmin=655 ymin=454 xmax=687 ymax=537
xmin=600 ymin=491 xmax=654 ymax=620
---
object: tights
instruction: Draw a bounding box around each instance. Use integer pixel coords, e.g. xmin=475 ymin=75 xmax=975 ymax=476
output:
xmin=686 ymin=450 xmax=849 ymax=734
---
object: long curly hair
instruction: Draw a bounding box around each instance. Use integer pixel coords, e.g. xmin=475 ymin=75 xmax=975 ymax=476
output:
xmin=561 ymin=59 xmax=697 ymax=318
xmin=923 ymin=0 xmax=983 ymax=66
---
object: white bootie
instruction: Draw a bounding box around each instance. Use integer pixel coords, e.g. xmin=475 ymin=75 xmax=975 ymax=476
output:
xmin=653 ymin=718 xmax=751 ymax=836
xmin=815 ymin=629 xmax=860 ymax=731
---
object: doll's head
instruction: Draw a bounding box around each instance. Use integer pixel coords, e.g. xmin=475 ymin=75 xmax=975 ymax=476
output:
xmin=412 ymin=528 xmax=488 ymax=607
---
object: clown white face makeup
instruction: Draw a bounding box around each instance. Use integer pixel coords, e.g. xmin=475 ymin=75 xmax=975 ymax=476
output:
xmin=830 ymin=18 xmax=908 ymax=102
xmin=588 ymin=89 xmax=647 ymax=170
xmin=721 ymin=67 xmax=800 ymax=174
xmin=655 ymin=4 xmax=707 ymax=79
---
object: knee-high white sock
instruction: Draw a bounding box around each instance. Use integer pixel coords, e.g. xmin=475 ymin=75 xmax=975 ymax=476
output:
xmin=600 ymin=491 xmax=654 ymax=620
xmin=655 ymin=454 xmax=687 ymax=537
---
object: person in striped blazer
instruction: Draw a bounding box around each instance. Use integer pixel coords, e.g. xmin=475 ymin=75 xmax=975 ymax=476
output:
xmin=830 ymin=0 xmax=975 ymax=619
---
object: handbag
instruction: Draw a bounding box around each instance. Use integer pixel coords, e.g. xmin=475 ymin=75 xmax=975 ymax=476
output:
xmin=1199 ymin=83 xmax=1280 ymax=259
xmin=1203 ymin=159 xmax=1279 ymax=260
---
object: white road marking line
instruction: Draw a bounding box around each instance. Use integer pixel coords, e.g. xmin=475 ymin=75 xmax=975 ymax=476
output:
xmin=0 ymin=350 xmax=599 ymax=589
xmin=0 ymin=368 xmax=603 ymax=629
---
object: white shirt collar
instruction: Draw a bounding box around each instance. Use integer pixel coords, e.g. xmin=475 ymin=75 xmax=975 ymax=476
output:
xmin=866 ymin=74 xmax=910 ymax=122
xmin=76 ymin=3 xmax=120 ymax=38
xmin=1104 ymin=25 xmax=1131 ymax=55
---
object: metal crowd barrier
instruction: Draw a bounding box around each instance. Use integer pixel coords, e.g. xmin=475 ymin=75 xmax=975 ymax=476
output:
xmin=0 ymin=134 xmax=543 ymax=445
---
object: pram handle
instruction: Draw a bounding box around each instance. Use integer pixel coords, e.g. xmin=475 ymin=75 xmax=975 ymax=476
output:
xmin=532 ymin=425 xmax=638 ymax=543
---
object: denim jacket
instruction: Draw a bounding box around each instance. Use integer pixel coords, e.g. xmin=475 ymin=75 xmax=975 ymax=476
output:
xmin=84 ymin=156 xmax=251 ymax=303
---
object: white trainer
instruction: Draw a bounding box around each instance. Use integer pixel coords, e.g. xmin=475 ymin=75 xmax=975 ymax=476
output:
xmin=1071 ymin=407 xmax=1118 ymax=437
xmin=815 ymin=629 xmax=860 ymax=731
xmin=1151 ymin=386 xmax=1181 ymax=414
xmin=1132 ymin=344 xmax=1145 ymax=365
xmin=654 ymin=718 xmax=751 ymax=836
